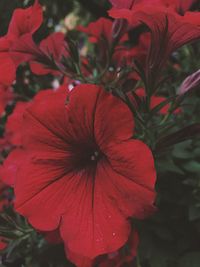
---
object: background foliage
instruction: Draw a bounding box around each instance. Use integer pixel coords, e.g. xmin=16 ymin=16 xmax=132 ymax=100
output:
xmin=0 ymin=1 xmax=200 ymax=266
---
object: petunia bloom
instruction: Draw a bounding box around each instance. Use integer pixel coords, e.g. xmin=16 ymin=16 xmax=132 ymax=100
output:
xmin=2 ymin=84 xmax=156 ymax=265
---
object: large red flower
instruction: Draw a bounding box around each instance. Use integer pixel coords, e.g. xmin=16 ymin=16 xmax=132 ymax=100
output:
xmin=3 ymin=84 xmax=156 ymax=264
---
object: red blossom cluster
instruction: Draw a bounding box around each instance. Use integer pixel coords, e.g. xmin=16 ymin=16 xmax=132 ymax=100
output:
xmin=0 ymin=0 xmax=200 ymax=266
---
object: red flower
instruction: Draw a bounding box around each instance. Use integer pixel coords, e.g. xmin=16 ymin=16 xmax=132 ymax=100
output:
xmin=110 ymin=7 xmax=200 ymax=92
xmin=3 ymin=84 xmax=156 ymax=264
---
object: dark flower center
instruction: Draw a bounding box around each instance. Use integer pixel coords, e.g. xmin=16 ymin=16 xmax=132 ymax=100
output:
xmin=70 ymin=141 xmax=103 ymax=170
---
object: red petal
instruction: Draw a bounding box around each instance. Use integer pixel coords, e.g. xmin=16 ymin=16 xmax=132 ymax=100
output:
xmin=104 ymin=139 xmax=156 ymax=218
xmin=109 ymin=0 xmax=134 ymax=9
xmin=184 ymin=11 xmax=200 ymax=26
xmin=30 ymin=32 xmax=67 ymax=75
xmin=67 ymin=84 xmax=134 ymax=148
xmin=60 ymin=161 xmax=131 ymax=258
xmin=40 ymin=32 xmax=66 ymax=60
xmin=177 ymin=0 xmax=197 ymax=14
xmin=8 ymin=0 xmax=43 ymax=37
xmin=78 ymin=18 xmax=113 ymax=43
xmin=1 ymin=149 xmax=25 ymax=186
xmin=66 ymin=248 xmax=94 ymax=267
xmin=22 ymin=89 xmax=69 ymax=151
xmin=10 ymin=34 xmax=41 ymax=66
xmin=0 ymin=55 xmax=15 ymax=86
xmin=5 ymin=101 xmax=30 ymax=146
xmin=61 ymin=150 xmax=154 ymax=258
xmin=15 ymin=161 xmax=76 ymax=230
